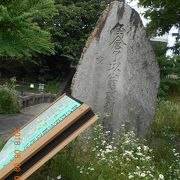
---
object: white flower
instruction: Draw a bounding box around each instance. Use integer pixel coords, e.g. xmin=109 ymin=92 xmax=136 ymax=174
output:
xmin=137 ymin=146 xmax=141 ymax=151
xmin=146 ymin=156 xmax=151 ymax=160
xmin=143 ymin=146 xmax=149 ymax=151
xmin=174 ymin=153 xmax=179 ymax=156
xmin=90 ymin=168 xmax=94 ymax=171
xmin=106 ymin=131 xmax=111 ymax=134
xmin=101 ymin=152 xmax=105 ymax=157
xmin=159 ymin=174 xmax=164 ymax=179
xmin=57 ymin=175 xmax=61 ymax=180
xmin=105 ymin=149 xmax=113 ymax=153
xmin=136 ymin=152 xmax=143 ymax=156
xmin=80 ymin=170 xmax=83 ymax=174
xmin=140 ymin=173 xmax=145 ymax=177
xmin=106 ymin=145 xmax=112 ymax=149
xmin=128 ymin=175 xmax=134 ymax=179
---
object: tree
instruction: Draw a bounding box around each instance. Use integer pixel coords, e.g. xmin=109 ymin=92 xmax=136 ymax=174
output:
xmin=0 ymin=0 xmax=111 ymax=80
xmin=152 ymin=42 xmax=180 ymax=97
xmin=137 ymin=0 xmax=180 ymax=55
xmin=43 ymin=0 xmax=111 ymax=62
xmin=153 ymin=43 xmax=179 ymax=77
xmin=0 ymin=0 xmax=57 ymax=59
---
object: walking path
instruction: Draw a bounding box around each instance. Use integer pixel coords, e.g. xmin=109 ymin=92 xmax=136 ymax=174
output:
xmin=0 ymin=103 xmax=50 ymax=138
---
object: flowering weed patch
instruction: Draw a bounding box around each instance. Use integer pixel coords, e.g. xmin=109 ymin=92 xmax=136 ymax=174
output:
xmin=77 ymin=124 xmax=165 ymax=180
xmin=30 ymin=100 xmax=180 ymax=180
xmin=149 ymin=100 xmax=180 ymax=180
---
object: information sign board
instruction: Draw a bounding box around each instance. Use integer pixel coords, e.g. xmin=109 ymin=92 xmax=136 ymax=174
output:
xmin=0 ymin=94 xmax=97 ymax=179
xmin=0 ymin=95 xmax=81 ymax=170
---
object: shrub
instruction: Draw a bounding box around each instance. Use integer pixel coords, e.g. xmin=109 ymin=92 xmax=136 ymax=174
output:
xmin=0 ymin=85 xmax=20 ymax=114
xmin=158 ymin=78 xmax=180 ymax=97
xmin=149 ymin=100 xmax=180 ymax=179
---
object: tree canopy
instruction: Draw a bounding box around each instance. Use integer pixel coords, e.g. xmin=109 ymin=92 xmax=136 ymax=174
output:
xmin=137 ymin=0 xmax=180 ymax=55
xmin=45 ymin=0 xmax=111 ymax=61
xmin=0 ymin=0 xmax=57 ymax=58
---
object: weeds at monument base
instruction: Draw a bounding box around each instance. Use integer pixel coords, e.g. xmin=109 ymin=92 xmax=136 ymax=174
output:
xmin=30 ymin=99 xmax=180 ymax=180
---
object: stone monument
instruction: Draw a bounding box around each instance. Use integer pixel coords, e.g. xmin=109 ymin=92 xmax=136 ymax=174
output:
xmin=71 ymin=1 xmax=160 ymax=135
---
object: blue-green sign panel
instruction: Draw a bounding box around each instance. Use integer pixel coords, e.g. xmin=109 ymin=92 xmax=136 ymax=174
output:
xmin=0 ymin=95 xmax=81 ymax=170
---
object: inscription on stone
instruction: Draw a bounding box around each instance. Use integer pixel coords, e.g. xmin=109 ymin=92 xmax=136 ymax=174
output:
xmin=72 ymin=1 xmax=160 ymax=135
xmin=96 ymin=56 xmax=104 ymax=65
xmin=104 ymin=23 xmax=126 ymax=115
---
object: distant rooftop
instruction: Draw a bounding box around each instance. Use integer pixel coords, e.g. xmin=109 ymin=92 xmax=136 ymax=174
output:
xmin=150 ymin=37 xmax=168 ymax=43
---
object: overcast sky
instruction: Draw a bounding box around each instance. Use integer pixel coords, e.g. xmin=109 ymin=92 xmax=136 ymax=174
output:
xmin=127 ymin=0 xmax=178 ymax=56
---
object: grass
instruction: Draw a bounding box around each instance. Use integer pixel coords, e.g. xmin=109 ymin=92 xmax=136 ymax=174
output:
xmin=0 ymin=137 xmax=5 ymax=151
xmin=166 ymin=95 xmax=180 ymax=103
xmin=45 ymin=81 xmax=61 ymax=94
xmin=151 ymin=99 xmax=180 ymax=138
xmin=29 ymin=98 xmax=180 ymax=180
xmin=148 ymin=99 xmax=180 ymax=179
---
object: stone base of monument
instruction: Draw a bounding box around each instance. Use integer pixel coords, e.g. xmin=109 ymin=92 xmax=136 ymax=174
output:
xmin=0 ymin=94 xmax=98 ymax=179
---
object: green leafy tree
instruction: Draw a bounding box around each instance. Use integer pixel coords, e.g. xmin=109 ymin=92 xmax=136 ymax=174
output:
xmin=44 ymin=0 xmax=111 ymax=62
xmin=152 ymin=43 xmax=180 ymax=96
xmin=0 ymin=0 xmax=57 ymax=58
xmin=153 ymin=43 xmax=179 ymax=77
xmin=137 ymin=0 xmax=180 ymax=55
xmin=138 ymin=0 xmax=180 ymax=96
xmin=0 ymin=84 xmax=20 ymax=114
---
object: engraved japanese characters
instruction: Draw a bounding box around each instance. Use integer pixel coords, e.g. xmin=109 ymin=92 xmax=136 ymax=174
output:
xmin=71 ymin=1 xmax=160 ymax=135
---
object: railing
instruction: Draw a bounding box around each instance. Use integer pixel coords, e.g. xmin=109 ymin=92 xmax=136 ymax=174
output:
xmin=17 ymin=93 xmax=56 ymax=109
xmin=16 ymin=67 xmax=76 ymax=108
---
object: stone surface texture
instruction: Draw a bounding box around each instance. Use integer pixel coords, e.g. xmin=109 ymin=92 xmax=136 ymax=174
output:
xmin=71 ymin=1 xmax=160 ymax=134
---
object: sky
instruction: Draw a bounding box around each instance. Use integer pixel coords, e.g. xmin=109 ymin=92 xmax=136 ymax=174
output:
xmin=127 ymin=0 xmax=178 ymax=56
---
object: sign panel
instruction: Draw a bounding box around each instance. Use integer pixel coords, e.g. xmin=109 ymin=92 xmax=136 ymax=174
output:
xmin=0 ymin=95 xmax=81 ymax=170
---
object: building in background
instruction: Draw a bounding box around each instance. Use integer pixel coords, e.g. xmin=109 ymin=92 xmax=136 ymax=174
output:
xmin=127 ymin=0 xmax=176 ymax=56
